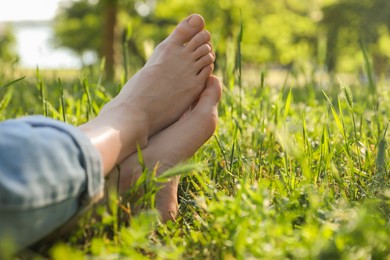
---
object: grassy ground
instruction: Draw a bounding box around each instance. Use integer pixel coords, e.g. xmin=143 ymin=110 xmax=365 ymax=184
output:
xmin=1 ymin=51 xmax=390 ymax=259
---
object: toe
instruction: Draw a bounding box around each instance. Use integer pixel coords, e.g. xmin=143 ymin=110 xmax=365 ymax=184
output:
xmin=186 ymin=30 xmax=211 ymax=51
xmin=179 ymin=76 xmax=222 ymax=146
xmin=197 ymin=76 xmax=222 ymax=107
xmin=168 ymin=14 xmax=205 ymax=45
xmin=155 ymin=179 xmax=179 ymax=222
xmin=197 ymin=64 xmax=214 ymax=81
xmin=193 ymin=43 xmax=213 ymax=61
xmin=196 ymin=52 xmax=215 ymax=71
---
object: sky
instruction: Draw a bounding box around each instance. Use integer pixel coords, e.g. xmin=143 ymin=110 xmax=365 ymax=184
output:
xmin=0 ymin=0 xmax=81 ymax=68
xmin=0 ymin=0 xmax=62 ymax=22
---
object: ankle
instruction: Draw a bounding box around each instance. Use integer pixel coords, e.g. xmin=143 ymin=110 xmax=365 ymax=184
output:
xmin=97 ymin=107 xmax=149 ymax=150
xmin=79 ymin=109 xmax=149 ymax=174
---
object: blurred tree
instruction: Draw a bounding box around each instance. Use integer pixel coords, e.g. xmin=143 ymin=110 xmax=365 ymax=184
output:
xmin=321 ymin=0 xmax=390 ymax=73
xmin=0 ymin=25 xmax=18 ymax=64
xmin=54 ymin=0 xmax=144 ymax=79
xmin=102 ymin=0 xmax=118 ymax=79
xmin=55 ymin=0 xmax=390 ymax=76
xmin=54 ymin=0 xmax=120 ymax=79
xmin=54 ymin=0 xmax=101 ymax=64
xmin=153 ymin=0 xmax=320 ymax=66
xmin=54 ymin=0 xmax=322 ymax=76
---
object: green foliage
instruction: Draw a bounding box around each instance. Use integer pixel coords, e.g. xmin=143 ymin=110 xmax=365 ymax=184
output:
xmin=2 ymin=46 xmax=390 ymax=259
xmin=0 ymin=25 xmax=18 ymax=64
xmin=321 ymin=0 xmax=390 ymax=73
xmin=52 ymin=0 xmax=390 ymax=75
xmin=53 ymin=0 xmax=321 ymax=72
xmin=3 ymin=2 xmax=390 ymax=257
xmin=53 ymin=0 xmax=102 ymax=60
xmin=138 ymin=0 xmax=320 ymax=66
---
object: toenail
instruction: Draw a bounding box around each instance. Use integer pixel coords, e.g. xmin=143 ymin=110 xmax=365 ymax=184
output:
xmin=187 ymin=15 xmax=202 ymax=27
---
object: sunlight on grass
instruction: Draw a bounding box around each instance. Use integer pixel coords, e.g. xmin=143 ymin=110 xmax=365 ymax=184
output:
xmin=1 ymin=34 xmax=390 ymax=260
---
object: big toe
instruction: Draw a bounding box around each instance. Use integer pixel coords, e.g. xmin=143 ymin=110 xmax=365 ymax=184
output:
xmin=168 ymin=14 xmax=205 ymax=45
xmin=192 ymin=76 xmax=222 ymax=121
xmin=174 ymin=76 xmax=222 ymax=151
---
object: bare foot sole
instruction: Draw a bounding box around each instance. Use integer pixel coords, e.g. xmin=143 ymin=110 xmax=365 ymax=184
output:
xmin=116 ymin=76 xmax=222 ymax=222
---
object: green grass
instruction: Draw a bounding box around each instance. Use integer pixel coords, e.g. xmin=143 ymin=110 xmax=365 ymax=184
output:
xmin=1 ymin=47 xmax=390 ymax=259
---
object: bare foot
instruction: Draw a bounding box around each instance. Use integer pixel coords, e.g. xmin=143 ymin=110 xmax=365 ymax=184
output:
xmin=103 ymin=14 xmax=215 ymax=136
xmin=116 ymin=76 xmax=222 ymax=222
xmin=79 ymin=14 xmax=215 ymax=173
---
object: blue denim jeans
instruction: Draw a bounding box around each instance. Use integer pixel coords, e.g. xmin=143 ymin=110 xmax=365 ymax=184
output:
xmin=0 ymin=116 xmax=103 ymax=249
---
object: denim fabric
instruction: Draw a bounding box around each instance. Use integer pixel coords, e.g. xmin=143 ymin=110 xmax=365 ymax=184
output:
xmin=0 ymin=116 xmax=103 ymax=249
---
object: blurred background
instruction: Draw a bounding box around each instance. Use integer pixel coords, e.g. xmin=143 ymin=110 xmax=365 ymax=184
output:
xmin=1 ymin=0 xmax=390 ymax=81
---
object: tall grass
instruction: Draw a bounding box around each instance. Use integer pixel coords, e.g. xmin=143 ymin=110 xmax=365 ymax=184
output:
xmin=0 ymin=34 xmax=390 ymax=259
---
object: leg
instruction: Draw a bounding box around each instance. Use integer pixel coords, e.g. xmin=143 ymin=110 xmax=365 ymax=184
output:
xmin=117 ymin=76 xmax=222 ymax=222
xmin=79 ymin=14 xmax=215 ymax=174
xmin=0 ymin=117 xmax=103 ymax=249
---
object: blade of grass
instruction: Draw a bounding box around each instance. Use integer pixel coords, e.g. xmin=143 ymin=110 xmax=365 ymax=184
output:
xmin=58 ymin=78 xmax=67 ymax=123
xmin=284 ymin=87 xmax=292 ymax=120
xmin=376 ymin=121 xmax=389 ymax=174
xmin=36 ymin=68 xmax=47 ymax=116
xmin=82 ymin=78 xmax=93 ymax=120
xmin=323 ymin=90 xmax=346 ymax=140
xmin=360 ymin=37 xmax=376 ymax=94
xmin=235 ymin=10 xmax=243 ymax=117
xmin=0 ymin=76 xmax=25 ymax=92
